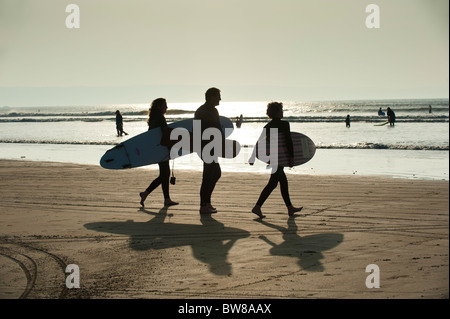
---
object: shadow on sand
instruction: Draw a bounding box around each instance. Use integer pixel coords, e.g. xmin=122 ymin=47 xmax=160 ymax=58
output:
xmin=257 ymin=217 xmax=343 ymax=272
xmin=84 ymin=207 xmax=250 ymax=276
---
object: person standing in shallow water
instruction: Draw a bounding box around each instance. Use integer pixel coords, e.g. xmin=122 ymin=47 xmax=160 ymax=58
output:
xmin=249 ymin=102 xmax=303 ymax=219
xmin=115 ymin=110 xmax=128 ymax=136
xmin=387 ymin=107 xmax=396 ymax=126
xmin=139 ymin=98 xmax=178 ymax=208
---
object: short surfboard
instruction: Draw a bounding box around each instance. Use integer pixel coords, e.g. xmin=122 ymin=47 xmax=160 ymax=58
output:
xmin=254 ymin=131 xmax=316 ymax=167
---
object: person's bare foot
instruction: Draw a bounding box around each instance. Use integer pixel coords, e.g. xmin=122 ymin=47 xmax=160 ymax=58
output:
xmin=164 ymin=199 xmax=179 ymax=207
xmin=139 ymin=191 xmax=149 ymax=207
xmin=199 ymin=203 xmax=217 ymax=214
xmin=252 ymin=205 xmax=266 ymax=219
xmin=288 ymin=205 xmax=303 ymax=217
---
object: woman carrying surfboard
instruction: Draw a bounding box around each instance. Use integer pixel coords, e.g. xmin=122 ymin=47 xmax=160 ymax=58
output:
xmin=139 ymin=98 xmax=179 ymax=208
xmin=250 ymin=102 xmax=303 ymax=219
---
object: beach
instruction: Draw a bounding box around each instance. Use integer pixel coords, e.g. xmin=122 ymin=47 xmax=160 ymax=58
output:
xmin=2 ymin=0 xmax=448 ymax=305
xmin=0 ymin=159 xmax=448 ymax=299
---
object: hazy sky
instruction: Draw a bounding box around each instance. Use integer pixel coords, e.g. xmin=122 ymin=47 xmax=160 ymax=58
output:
xmin=0 ymin=0 xmax=448 ymax=106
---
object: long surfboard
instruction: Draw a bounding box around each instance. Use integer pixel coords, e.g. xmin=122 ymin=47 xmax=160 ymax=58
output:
xmin=253 ymin=131 xmax=316 ymax=167
xmin=100 ymin=116 xmax=239 ymax=169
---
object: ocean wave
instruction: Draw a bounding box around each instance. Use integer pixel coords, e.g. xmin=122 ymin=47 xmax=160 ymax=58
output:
xmin=0 ymin=109 xmax=195 ymax=116
xmin=247 ymin=115 xmax=449 ymax=123
xmin=1 ymin=139 xmax=448 ymax=151
xmin=315 ymin=143 xmax=449 ymax=151
xmin=0 ymin=109 xmax=194 ymax=119
xmin=0 ymin=118 xmax=108 ymax=123
xmin=294 ymin=107 xmax=450 ymax=114
xmin=0 ymin=115 xmax=448 ymax=123
xmin=0 ymin=140 xmax=115 ymax=146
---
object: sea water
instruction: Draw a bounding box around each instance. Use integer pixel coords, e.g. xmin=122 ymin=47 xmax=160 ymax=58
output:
xmin=0 ymin=98 xmax=448 ymax=180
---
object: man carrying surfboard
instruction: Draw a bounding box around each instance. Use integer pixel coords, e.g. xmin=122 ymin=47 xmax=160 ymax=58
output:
xmin=194 ymin=87 xmax=224 ymax=214
xmin=250 ymin=102 xmax=303 ymax=219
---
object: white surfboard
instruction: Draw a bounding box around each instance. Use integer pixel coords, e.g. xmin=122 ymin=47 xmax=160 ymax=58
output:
xmin=374 ymin=121 xmax=389 ymax=126
xmin=100 ymin=116 xmax=238 ymax=169
xmin=253 ymin=131 xmax=316 ymax=167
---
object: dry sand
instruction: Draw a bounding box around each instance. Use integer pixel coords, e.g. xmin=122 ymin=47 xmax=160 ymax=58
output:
xmin=0 ymin=159 xmax=448 ymax=299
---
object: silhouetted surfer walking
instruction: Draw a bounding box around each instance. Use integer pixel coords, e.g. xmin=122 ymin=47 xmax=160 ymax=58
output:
xmin=139 ymin=98 xmax=178 ymax=208
xmin=249 ymin=102 xmax=303 ymax=219
xmin=195 ymin=88 xmax=224 ymax=214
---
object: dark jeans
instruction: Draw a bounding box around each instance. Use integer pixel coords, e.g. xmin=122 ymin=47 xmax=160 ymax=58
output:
xmin=146 ymin=161 xmax=170 ymax=199
xmin=200 ymin=162 xmax=221 ymax=206
xmin=256 ymin=166 xmax=292 ymax=207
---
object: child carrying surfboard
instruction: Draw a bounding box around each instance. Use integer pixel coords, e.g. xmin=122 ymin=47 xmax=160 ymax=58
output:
xmin=249 ymin=102 xmax=303 ymax=219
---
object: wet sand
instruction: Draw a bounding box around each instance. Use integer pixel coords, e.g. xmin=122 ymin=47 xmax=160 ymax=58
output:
xmin=0 ymin=160 xmax=448 ymax=299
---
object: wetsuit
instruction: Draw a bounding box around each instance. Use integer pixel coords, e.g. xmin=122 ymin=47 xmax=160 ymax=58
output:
xmin=194 ymin=104 xmax=223 ymax=207
xmin=387 ymin=108 xmax=396 ymax=126
xmin=256 ymin=119 xmax=294 ymax=208
xmin=145 ymin=113 xmax=170 ymax=199
xmin=116 ymin=113 xmax=124 ymax=136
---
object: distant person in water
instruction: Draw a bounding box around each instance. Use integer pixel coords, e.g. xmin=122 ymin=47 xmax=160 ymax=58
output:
xmin=236 ymin=114 xmax=243 ymax=128
xmin=115 ymin=110 xmax=128 ymax=136
xmin=139 ymin=98 xmax=178 ymax=208
xmin=429 ymin=105 xmax=432 ymax=113
xmin=378 ymin=108 xmax=385 ymax=116
xmin=345 ymin=114 xmax=351 ymax=128
xmin=387 ymin=107 xmax=396 ymax=126
xmin=249 ymin=102 xmax=303 ymax=219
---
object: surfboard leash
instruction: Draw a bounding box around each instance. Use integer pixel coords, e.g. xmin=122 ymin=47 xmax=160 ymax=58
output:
xmin=170 ymin=160 xmax=176 ymax=185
